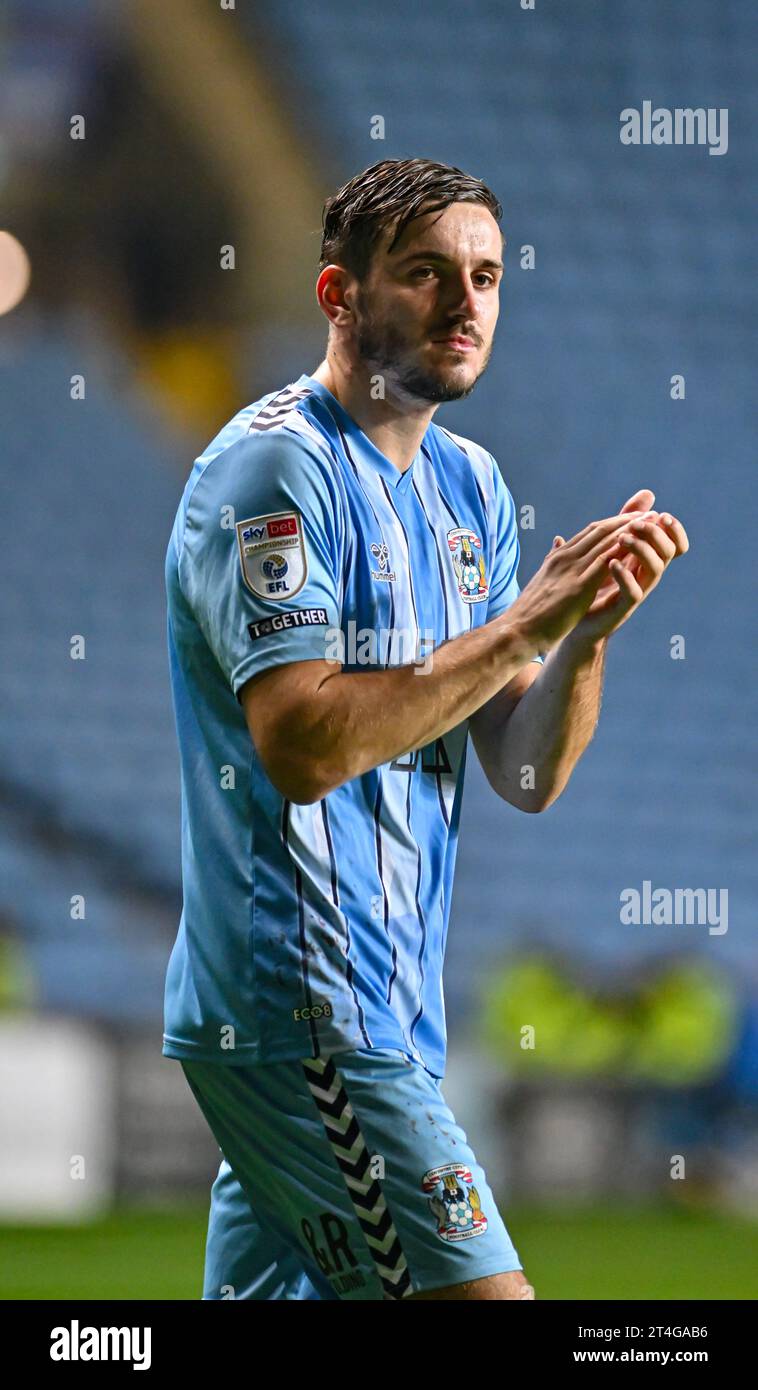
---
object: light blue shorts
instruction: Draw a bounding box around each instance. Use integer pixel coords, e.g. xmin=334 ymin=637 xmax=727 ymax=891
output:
xmin=181 ymin=1047 xmax=522 ymax=1300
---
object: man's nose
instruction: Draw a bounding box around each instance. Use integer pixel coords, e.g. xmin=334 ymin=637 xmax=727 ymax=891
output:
xmin=444 ymin=274 xmax=479 ymax=320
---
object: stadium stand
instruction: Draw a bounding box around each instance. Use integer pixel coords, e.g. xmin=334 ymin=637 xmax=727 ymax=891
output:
xmin=1 ymin=0 xmax=755 ymax=1032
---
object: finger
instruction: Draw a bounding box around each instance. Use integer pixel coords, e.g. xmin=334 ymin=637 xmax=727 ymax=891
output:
xmin=620 ymin=489 xmax=655 ymax=515
xmin=563 ymin=510 xmax=648 ymax=549
xmin=618 ymin=532 xmax=667 ymax=578
xmin=609 ymin=556 xmax=644 ymax=605
xmin=552 ymin=535 xmax=565 ymax=549
xmin=566 ymin=512 xmax=653 ymax=558
xmin=578 ymin=515 xmax=663 ymax=567
xmin=581 ymin=527 xmax=660 ymax=585
xmin=601 ymin=541 xmax=643 ymax=582
xmin=580 ymin=545 xmax=631 ymax=591
xmin=657 ymin=513 xmax=690 ymax=554
xmin=623 ymin=519 xmax=677 ymax=563
xmin=567 ymin=506 xmax=660 ymax=550
xmin=606 ymin=541 xmax=640 ymax=571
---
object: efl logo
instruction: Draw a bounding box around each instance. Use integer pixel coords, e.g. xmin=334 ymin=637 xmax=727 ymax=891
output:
xmin=236 ymin=510 xmax=308 ymax=600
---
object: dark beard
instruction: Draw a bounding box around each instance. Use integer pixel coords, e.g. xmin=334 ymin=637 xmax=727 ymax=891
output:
xmin=356 ymin=305 xmax=489 ymax=403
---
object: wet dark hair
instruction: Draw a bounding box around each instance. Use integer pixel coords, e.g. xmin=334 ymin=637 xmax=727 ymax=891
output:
xmin=319 ymin=157 xmax=503 ymax=282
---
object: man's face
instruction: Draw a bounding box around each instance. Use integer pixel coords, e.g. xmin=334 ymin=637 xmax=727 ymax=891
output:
xmin=351 ymin=201 xmax=503 ymax=404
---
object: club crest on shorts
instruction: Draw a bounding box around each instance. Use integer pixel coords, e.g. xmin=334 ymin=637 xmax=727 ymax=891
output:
xmin=236 ymin=510 xmax=307 ymax=600
xmin=422 ymin=1163 xmax=488 ymax=1242
xmin=447 ymin=527 xmax=489 ymax=603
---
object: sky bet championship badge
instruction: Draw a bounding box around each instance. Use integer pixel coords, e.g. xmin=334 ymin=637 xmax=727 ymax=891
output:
xmin=447 ymin=526 xmax=489 ymax=603
xmin=422 ymin=1163 xmax=488 ymax=1242
xmin=236 ymin=510 xmax=308 ymax=600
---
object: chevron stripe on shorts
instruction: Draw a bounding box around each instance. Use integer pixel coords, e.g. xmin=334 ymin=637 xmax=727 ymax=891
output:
xmin=302 ymin=1055 xmax=413 ymax=1300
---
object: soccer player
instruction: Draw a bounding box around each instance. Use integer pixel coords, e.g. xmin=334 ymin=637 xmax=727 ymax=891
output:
xmin=163 ymin=158 xmax=688 ymax=1301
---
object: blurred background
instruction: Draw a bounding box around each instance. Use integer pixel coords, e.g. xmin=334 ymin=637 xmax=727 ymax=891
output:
xmin=1 ymin=0 xmax=756 ymax=1300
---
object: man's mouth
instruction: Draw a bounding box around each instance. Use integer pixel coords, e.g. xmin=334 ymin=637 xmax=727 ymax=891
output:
xmin=431 ymin=334 xmax=477 ymax=352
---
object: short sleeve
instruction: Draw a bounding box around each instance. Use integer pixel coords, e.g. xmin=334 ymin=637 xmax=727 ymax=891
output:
xmin=178 ymin=431 xmax=343 ymax=696
xmin=486 ymin=459 xmax=544 ymax=665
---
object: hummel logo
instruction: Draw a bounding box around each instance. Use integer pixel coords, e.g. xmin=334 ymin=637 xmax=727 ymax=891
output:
xmin=370 ymin=541 xmax=396 ymax=582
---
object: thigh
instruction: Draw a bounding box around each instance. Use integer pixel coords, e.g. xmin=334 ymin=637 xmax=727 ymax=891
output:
xmin=202 ymin=1156 xmax=334 ymax=1300
xmin=183 ymin=1057 xmax=383 ymax=1299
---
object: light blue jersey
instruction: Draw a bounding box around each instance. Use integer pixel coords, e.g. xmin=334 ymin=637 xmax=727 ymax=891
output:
xmin=163 ymin=374 xmax=543 ymax=1078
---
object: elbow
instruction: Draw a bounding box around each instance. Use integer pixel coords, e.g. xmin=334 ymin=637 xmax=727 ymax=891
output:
xmin=518 ymin=787 xmax=561 ymax=813
xmin=265 ymin=761 xmax=333 ymax=805
xmin=490 ymin=761 xmax=562 ymax=813
xmin=477 ymin=745 xmax=548 ymax=813
xmin=510 ymin=794 xmax=549 ymax=814
xmin=490 ymin=776 xmax=551 ymax=813
xmin=267 ymin=711 xmax=363 ymax=804
xmin=244 ymin=680 xmax=350 ymax=803
xmin=511 ymin=782 xmax=559 ymax=812
xmin=483 ymin=763 xmax=549 ymax=813
xmin=277 ymin=782 xmax=322 ymax=807
xmin=259 ymin=744 xmax=345 ymax=805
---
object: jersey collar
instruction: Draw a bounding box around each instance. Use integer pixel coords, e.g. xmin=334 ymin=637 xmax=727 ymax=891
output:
xmin=298 ymin=374 xmax=423 ymax=495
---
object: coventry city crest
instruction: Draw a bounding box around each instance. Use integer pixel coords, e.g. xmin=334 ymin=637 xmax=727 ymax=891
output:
xmin=447 ymin=527 xmax=489 ymax=604
xmin=422 ymin=1163 xmax=488 ymax=1243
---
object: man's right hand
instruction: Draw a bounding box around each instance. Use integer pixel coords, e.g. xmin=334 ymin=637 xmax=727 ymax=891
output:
xmin=509 ymin=511 xmax=656 ymax=653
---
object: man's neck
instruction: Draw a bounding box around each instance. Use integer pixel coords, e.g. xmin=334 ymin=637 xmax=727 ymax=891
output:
xmin=309 ymin=357 xmax=436 ymax=474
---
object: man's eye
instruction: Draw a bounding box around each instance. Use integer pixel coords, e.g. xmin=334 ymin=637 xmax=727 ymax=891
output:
xmin=411 ymin=267 xmax=496 ymax=286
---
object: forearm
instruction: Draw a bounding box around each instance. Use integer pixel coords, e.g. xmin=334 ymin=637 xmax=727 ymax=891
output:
xmin=489 ymin=630 xmax=608 ymax=812
xmin=288 ymin=615 xmax=540 ymax=800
